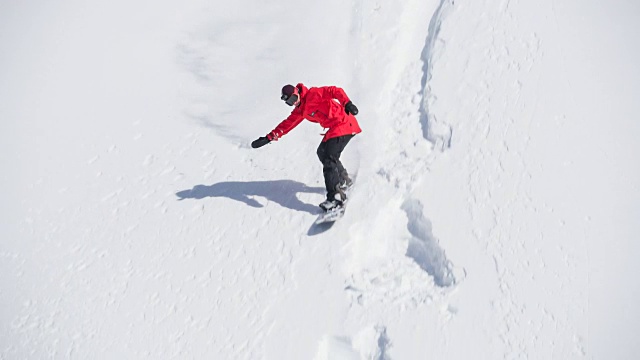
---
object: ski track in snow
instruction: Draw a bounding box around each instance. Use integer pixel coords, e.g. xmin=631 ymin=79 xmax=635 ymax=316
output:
xmin=324 ymin=1 xmax=461 ymax=357
xmin=402 ymin=199 xmax=455 ymax=288
xmin=420 ymin=0 xmax=455 ymax=150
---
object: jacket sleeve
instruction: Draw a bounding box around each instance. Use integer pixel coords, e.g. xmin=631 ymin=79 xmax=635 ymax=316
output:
xmin=323 ymin=86 xmax=351 ymax=105
xmin=268 ymin=109 xmax=304 ymax=141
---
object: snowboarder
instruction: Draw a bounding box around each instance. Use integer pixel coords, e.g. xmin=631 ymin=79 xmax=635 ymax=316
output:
xmin=251 ymin=83 xmax=361 ymax=211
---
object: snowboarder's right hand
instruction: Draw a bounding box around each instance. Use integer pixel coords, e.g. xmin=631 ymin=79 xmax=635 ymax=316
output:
xmin=251 ymin=136 xmax=271 ymax=148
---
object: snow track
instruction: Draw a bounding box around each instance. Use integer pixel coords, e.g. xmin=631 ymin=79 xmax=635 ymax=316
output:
xmin=402 ymin=198 xmax=455 ymax=287
xmin=345 ymin=0 xmax=459 ymax=289
xmin=420 ymin=0 xmax=455 ymax=149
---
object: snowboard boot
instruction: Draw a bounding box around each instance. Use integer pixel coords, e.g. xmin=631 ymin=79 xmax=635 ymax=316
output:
xmin=319 ymin=187 xmax=347 ymax=212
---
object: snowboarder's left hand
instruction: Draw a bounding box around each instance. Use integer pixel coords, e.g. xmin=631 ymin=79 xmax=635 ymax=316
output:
xmin=251 ymin=136 xmax=271 ymax=148
xmin=345 ymin=101 xmax=359 ymax=115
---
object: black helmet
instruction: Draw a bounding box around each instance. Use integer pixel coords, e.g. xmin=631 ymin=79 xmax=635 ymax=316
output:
xmin=281 ymin=84 xmax=299 ymax=106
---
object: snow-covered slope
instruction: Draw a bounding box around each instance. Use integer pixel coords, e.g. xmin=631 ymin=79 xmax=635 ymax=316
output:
xmin=1 ymin=0 xmax=639 ymax=359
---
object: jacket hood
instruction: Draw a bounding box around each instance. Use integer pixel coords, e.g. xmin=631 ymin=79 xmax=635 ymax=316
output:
xmin=296 ymin=83 xmax=309 ymax=98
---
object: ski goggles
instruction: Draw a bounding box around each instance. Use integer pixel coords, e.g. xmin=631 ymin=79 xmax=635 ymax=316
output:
xmin=281 ymin=93 xmax=299 ymax=106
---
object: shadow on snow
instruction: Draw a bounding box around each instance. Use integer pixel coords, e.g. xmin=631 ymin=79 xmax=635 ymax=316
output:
xmin=176 ymin=180 xmax=325 ymax=215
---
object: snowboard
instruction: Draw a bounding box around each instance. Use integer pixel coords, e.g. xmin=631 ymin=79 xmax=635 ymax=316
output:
xmin=314 ymin=203 xmax=347 ymax=225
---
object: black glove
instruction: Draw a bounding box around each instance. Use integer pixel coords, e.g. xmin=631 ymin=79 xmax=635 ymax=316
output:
xmin=345 ymin=101 xmax=359 ymax=115
xmin=251 ymin=136 xmax=271 ymax=148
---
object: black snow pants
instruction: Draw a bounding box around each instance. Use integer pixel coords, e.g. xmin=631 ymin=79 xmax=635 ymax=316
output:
xmin=316 ymin=134 xmax=354 ymax=200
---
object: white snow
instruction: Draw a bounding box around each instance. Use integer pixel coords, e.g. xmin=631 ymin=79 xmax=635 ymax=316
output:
xmin=2 ymin=0 xmax=640 ymax=358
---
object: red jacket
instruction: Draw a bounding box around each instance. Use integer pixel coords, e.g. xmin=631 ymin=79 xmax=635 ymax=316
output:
xmin=268 ymin=83 xmax=362 ymax=142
